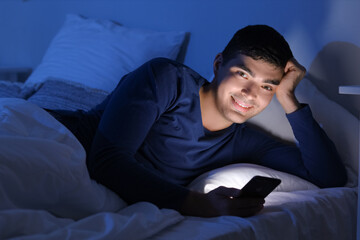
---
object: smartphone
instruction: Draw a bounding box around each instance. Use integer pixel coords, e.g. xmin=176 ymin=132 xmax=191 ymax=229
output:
xmin=240 ymin=175 xmax=281 ymax=198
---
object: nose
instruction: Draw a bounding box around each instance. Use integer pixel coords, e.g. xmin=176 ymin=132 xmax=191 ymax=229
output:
xmin=241 ymin=82 xmax=257 ymax=99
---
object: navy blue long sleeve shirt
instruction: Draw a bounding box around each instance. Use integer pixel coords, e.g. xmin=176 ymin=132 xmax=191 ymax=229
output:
xmin=83 ymin=58 xmax=347 ymax=210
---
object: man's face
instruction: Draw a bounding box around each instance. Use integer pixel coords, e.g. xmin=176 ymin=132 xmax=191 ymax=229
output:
xmin=212 ymin=53 xmax=284 ymax=124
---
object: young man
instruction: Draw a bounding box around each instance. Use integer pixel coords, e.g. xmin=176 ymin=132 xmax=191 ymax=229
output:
xmin=52 ymin=25 xmax=347 ymax=217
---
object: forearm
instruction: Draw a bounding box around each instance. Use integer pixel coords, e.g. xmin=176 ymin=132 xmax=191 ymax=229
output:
xmin=276 ymin=91 xmax=301 ymax=114
xmin=286 ymin=105 xmax=347 ymax=187
xmin=252 ymin=105 xmax=346 ymax=188
xmin=87 ymin=136 xmax=190 ymax=211
xmin=88 ymin=137 xmax=265 ymax=218
xmin=273 ymin=59 xmax=346 ymax=186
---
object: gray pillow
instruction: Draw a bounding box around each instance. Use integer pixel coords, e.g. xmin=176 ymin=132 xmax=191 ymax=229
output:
xmin=27 ymin=79 xmax=109 ymax=111
xmin=0 ymin=80 xmax=35 ymax=99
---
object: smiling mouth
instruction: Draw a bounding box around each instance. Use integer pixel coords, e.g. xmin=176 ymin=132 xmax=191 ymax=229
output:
xmin=231 ymin=95 xmax=253 ymax=113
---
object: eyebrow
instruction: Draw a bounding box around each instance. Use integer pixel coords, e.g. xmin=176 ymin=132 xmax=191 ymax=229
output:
xmin=264 ymin=79 xmax=280 ymax=86
xmin=235 ymin=63 xmax=281 ymax=86
xmin=235 ymin=63 xmax=254 ymax=77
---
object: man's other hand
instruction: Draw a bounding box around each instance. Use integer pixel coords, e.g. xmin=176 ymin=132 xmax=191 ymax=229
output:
xmin=181 ymin=186 xmax=265 ymax=217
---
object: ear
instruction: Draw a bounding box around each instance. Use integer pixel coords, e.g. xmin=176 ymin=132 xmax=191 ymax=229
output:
xmin=213 ymin=53 xmax=223 ymax=76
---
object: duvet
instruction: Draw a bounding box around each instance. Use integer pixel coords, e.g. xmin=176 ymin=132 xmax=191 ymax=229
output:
xmin=0 ymin=98 xmax=357 ymax=240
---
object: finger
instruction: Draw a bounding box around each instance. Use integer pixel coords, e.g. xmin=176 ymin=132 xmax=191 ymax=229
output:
xmin=231 ymin=197 xmax=265 ymax=208
xmin=284 ymin=59 xmax=294 ymax=72
xmin=285 ymin=58 xmax=306 ymax=74
xmin=291 ymin=58 xmax=306 ymax=71
xmin=216 ymin=196 xmax=265 ymax=217
xmin=212 ymin=186 xmax=242 ymax=198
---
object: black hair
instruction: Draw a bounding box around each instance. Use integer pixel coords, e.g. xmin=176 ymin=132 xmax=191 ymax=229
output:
xmin=222 ymin=25 xmax=293 ymax=68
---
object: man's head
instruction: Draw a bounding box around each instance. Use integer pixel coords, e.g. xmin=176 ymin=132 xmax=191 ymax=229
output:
xmin=203 ymin=25 xmax=294 ymax=129
xmin=221 ymin=25 xmax=293 ymax=69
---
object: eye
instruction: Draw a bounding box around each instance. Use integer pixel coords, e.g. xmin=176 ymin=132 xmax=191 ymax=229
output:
xmin=262 ymin=85 xmax=273 ymax=91
xmin=237 ymin=71 xmax=248 ymax=78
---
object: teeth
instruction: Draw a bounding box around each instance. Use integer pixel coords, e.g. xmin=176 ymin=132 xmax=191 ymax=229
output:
xmin=237 ymin=102 xmax=249 ymax=108
xmin=233 ymin=97 xmax=250 ymax=108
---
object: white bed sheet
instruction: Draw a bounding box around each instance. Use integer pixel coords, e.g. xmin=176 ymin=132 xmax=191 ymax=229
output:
xmin=153 ymin=187 xmax=357 ymax=240
xmin=0 ymin=203 xmax=183 ymax=240
xmin=0 ymin=98 xmax=357 ymax=240
xmin=1 ymin=188 xmax=356 ymax=240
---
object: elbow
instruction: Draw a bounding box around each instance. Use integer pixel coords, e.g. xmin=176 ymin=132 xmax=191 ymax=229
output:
xmin=315 ymin=152 xmax=349 ymax=188
xmin=332 ymin=167 xmax=348 ymax=187
xmin=86 ymin=153 xmax=102 ymax=181
xmin=316 ymin=165 xmax=348 ymax=188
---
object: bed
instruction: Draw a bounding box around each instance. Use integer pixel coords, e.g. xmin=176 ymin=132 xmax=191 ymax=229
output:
xmin=0 ymin=14 xmax=358 ymax=240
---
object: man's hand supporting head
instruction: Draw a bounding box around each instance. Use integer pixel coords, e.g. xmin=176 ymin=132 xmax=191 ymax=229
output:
xmin=276 ymin=58 xmax=306 ymax=114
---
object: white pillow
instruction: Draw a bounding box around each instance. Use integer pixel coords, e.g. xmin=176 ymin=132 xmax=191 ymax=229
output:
xmin=188 ymin=163 xmax=319 ymax=194
xmin=248 ymin=78 xmax=359 ymax=187
xmin=25 ymin=14 xmax=186 ymax=92
xmin=0 ymin=98 xmax=127 ymax=220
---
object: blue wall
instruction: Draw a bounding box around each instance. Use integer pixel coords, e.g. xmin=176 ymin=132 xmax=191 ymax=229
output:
xmin=0 ymin=0 xmax=359 ymax=80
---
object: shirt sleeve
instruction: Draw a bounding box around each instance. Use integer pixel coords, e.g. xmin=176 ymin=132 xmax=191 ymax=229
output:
xmin=87 ymin=58 xmax=190 ymax=210
xmin=246 ymin=105 xmax=347 ymax=188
